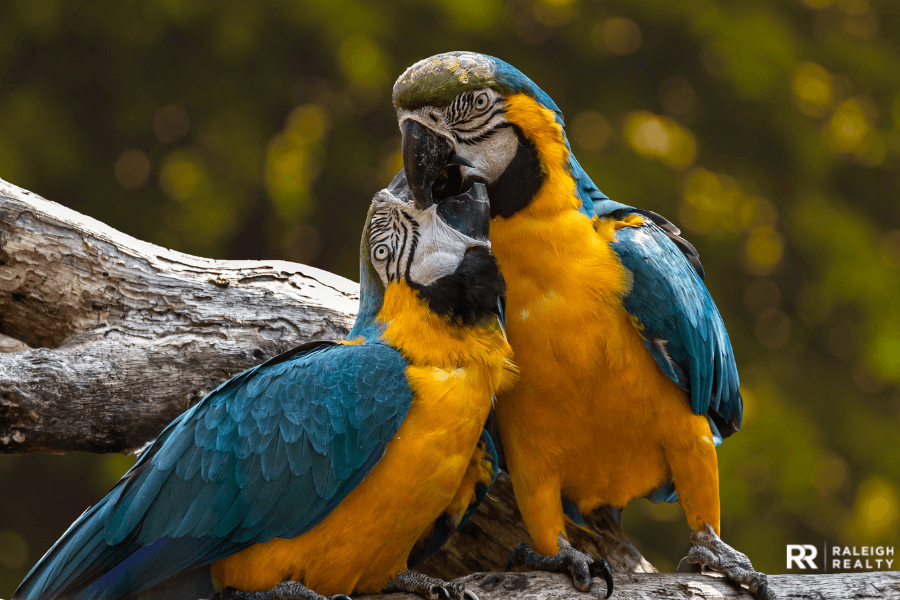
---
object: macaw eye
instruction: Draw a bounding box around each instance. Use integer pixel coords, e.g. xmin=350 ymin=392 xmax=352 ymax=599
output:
xmin=474 ymin=92 xmax=489 ymax=111
xmin=373 ymin=244 xmax=390 ymax=261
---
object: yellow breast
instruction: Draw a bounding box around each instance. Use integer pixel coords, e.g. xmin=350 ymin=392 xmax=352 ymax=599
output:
xmin=492 ymin=94 xmax=711 ymax=518
xmin=211 ymin=281 xmax=513 ymax=595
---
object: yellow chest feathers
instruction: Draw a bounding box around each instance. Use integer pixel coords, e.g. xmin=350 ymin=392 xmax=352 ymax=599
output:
xmin=377 ymin=280 xmax=518 ymax=395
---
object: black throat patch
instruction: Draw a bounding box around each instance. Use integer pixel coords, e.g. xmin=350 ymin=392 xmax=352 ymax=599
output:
xmin=486 ymin=125 xmax=544 ymax=219
xmin=409 ymin=248 xmax=505 ymax=326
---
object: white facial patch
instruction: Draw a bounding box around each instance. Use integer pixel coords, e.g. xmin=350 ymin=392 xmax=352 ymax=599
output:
xmin=407 ymin=206 xmax=489 ymax=285
xmin=368 ymin=191 xmax=489 ymax=288
xmin=458 ymin=125 xmax=518 ymax=184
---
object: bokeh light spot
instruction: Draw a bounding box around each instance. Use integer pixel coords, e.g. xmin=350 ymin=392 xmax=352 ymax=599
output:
xmin=742 ymin=226 xmax=785 ymax=275
xmin=848 ymin=478 xmax=900 ymax=541
xmin=792 ymin=62 xmax=833 ymax=117
xmin=114 ymin=149 xmax=151 ymax=190
xmin=571 ymin=110 xmax=611 ymax=152
xmin=822 ymin=98 xmax=871 ymax=156
xmin=286 ymin=104 xmax=329 ymax=145
xmin=338 ymin=34 xmax=388 ymax=89
xmin=842 ymin=0 xmax=879 ymax=39
xmin=0 ymin=530 xmax=28 ymax=570
xmin=159 ymin=152 xmax=203 ymax=201
xmin=623 ymin=111 xmax=696 ymax=169
xmin=659 ymin=78 xmax=699 ymax=120
xmin=593 ymin=17 xmax=642 ymax=56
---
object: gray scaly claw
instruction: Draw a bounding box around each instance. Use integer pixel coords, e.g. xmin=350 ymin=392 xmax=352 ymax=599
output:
xmin=680 ymin=524 xmax=775 ymax=600
xmin=505 ymin=542 xmax=613 ymax=597
xmin=383 ymin=570 xmax=479 ymax=600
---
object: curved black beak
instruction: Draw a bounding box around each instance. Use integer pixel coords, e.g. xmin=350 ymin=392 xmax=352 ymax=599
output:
xmin=401 ymin=119 xmax=459 ymax=209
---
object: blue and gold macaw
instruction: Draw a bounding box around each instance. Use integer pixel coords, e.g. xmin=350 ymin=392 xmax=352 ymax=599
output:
xmin=393 ymin=52 xmax=771 ymax=600
xmin=14 ymin=178 xmax=516 ymax=600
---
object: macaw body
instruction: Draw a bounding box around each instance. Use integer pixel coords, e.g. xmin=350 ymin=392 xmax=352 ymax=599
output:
xmin=15 ymin=180 xmax=513 ymax=600
xmin=210 ymin=280 xmax=507 ymax=595
xmin=490 ymin=94 xmax=727 ymax=549
xmin=393 ymin=52 xmax=769 ymax=599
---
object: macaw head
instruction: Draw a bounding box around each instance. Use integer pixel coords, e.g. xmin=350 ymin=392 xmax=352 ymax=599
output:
xmin=393 ymin=51 xmax=569 ymax=219
xmin=349 ymin=173 xmax=501 ymax=340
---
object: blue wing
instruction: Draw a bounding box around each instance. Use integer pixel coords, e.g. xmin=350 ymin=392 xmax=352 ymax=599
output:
xmin=15 ymin=340 xmax=413 ymax=600
xmin=570 ymin=157 xmax=742 ymax=444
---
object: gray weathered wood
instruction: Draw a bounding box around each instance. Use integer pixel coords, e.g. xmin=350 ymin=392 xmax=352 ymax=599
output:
xmin=358 ymin=571 xmax=900 ymax=600
xmin=0 ymin=178 xmax=359 ymax=454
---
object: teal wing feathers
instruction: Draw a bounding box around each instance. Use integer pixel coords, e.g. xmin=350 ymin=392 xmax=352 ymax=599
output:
xmin=15 ymin=340 xmax=413 ymax=600
xmin=570 ymin=157 xmax=742 ymax=442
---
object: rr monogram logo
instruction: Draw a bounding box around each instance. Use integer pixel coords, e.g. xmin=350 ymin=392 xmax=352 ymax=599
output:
xmin=786 ymin=544 xmax=818 ymax=569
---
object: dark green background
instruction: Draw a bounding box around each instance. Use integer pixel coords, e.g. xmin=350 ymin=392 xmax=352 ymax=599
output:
xmin=1 ymin=0 xmax=899 ymax=595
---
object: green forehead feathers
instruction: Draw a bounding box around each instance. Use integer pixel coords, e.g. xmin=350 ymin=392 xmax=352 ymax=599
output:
xmin=393 ymin=52 xmax=508 ymax=109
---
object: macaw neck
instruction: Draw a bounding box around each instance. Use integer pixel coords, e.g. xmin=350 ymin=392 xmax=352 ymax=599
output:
xmin=347 ymin=261 xmax=387 ymax=342
xmin=489 ymin=94 xmax=628 ymax=308
xmin=493 ymin=93 xmax=582 ymax=220
xmin=376 ymin=280 xmax=515 ymax=384
xmin=486 ymin=125 xmax=543 ymax=219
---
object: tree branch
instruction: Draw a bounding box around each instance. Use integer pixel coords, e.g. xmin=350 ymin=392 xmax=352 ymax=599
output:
xmin=358 ymin=571 xmax=900 ymax=600
xmin=0 ymin=178 xmax=358 ymax=454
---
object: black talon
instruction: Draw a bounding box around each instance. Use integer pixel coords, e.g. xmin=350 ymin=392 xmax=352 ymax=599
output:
xmin=435 ymin=586 xmax=452 ymax=600
xmin=447 ymin=154 xmax=475 ymax=168
xmin=590 ymin=558 xmax=614 ymax=598
xmin=755 ymin=582 xmax=767 ymax=600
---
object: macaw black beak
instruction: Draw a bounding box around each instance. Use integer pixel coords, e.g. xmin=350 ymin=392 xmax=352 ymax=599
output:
xmin=401 ymin=119 xmax=472 ymax=210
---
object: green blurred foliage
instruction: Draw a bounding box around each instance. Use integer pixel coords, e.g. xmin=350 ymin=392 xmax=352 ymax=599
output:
xmin=1 ymin=0 xmax=900 ymax=593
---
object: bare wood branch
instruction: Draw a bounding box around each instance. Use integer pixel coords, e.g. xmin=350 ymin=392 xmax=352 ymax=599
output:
xmin=0 ymin=178 xmax=359 ymax=454
xmin=357 ymin=571 xmax=900 ymax=600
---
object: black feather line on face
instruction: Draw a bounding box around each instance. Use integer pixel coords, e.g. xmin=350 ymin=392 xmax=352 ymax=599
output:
xmin=485 ymin=125 xmax=544 ymax=218
xmin=369 ymin=205 xmax=420 ymax=283
xmin=455 ymin=121 xmax=512 ymax=146
xmin=409 ymin=248 xmax=506 ymax=326
xmin=451 ymin=97 xmax=503 ymax=127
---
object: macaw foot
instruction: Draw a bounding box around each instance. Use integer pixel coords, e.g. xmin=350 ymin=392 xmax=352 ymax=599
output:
xmin=677 ymin=524 xmax=774 ymax=600
xmin=213 ymin=582 xmax=352 ymax=600
xmin=505 ymin=540 xmax=613 ymax=597
xmin=382 ymin=570 xmax=479 ymax=600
